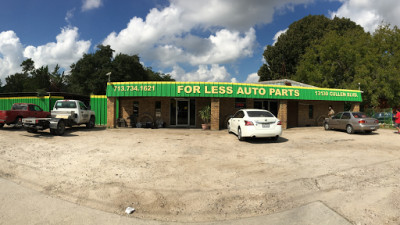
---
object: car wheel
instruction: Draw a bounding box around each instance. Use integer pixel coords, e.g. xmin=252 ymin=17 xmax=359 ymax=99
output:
xmin=271 ymin=136 xmax=279 ymax=142
xmin=14 ymin=117 xmax=23 ymax=129
xmin=53 ymin=120 xmax=65 ymax=136
xmin=27 ymin=128 xmax=37 ymax=133
xmin=227 ymin=122 xmax=231 ymax=133
xmin=324 ymin=123 xmax=330 ymax=130
xmin=86 ymin=116 xmax=95 ymax=129
xmin=0 ymin=123 xmax=4 ymax=128
xmin=346 ymin=125 xmax=354 ymax=134
xmin=237 ymin=127 xmax=245 ymax=141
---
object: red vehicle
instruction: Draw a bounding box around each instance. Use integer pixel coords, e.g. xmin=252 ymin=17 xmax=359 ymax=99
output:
xmin=0 ymin=103 xmax=51 ymax=128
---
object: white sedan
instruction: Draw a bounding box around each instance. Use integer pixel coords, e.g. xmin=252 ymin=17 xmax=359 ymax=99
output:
xmin=227 ymin=109 xmax=282 ymax=141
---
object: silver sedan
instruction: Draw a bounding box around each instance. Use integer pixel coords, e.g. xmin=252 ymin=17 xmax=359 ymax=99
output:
xmin=324 ymin=111 xmax=379 ymax=134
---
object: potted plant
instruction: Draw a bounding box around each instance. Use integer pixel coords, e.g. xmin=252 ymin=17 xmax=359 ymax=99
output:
xmin=198 ymin=105 xmax=211 ymax=130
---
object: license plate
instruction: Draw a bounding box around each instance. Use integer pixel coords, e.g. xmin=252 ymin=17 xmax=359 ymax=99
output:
xmin=262 ymin=124 xmax=270 ymax=128
xmin=56 ymin=115 xmax=69 ymax=119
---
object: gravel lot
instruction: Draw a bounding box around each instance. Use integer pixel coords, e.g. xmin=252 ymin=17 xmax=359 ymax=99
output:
xmin=0 ymin=126 xmax=399 ymax=224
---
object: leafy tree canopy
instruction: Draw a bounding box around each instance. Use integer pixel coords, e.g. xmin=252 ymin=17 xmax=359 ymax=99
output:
xmin=3 ymin=59 xmax=66 ymax=94
xmin=2 ymin=45 xmax=174 ymax=95
xmin=294 ymin=24 xmax=400 ymax=107
xmin=68 ymin=45 xmax=174 ymax=95
xmin=258 ymin=15 xmax=363 ymax=81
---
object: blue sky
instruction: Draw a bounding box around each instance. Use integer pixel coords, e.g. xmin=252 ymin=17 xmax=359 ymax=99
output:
xmin=1 ymin=0 xmax=399 ymax=84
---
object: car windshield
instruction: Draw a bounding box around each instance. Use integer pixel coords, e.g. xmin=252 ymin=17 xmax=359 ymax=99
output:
xmin=352 ymin=112 xmax=367 ymax=118
xmin=247 ymin=111 xmax=274 ymax=118
xmin=56 ymin=101 xmax=77 ymax=109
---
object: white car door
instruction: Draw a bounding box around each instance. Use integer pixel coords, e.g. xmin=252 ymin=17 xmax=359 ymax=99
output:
xmin=229 ymin=112 xmax=238 ymax=134
xmin=78 ymin=102 xmax=90 ymax=124
xmin=231 ymin=111 xmax=244 ymax=134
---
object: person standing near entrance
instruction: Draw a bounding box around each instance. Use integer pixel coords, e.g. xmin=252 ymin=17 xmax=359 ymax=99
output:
xmin=394 ymin=108 xmax=400 ymax=133
xmin=328 ymin=105 xmax=335 ymax=118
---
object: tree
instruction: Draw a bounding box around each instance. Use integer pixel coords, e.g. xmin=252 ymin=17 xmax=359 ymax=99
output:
xmin=294 ymin=24 xmax=400 ymax=108
xmin=49 ymin=65 xmax=66 ymax=92
xmin=0 ymin=79 xmax=3 ymax=93
xmin=112 ymin=53 xmax=149 ymax=82
xmin=295 ymin=28 xmax=372 ymax=85
xmin=2 ymin=46 xmax=174 ymax=95
xmin=258 ymin=15 xmax=363 ymax=81
xmin=3 ymin=73 xmax=29 ymax=93
xmin=26 ymin=66 xmax=51 ymax=92
xmin=146 ymin=67 xmax=174 ymax=81
xmin=3 ymin=59 xmax=53 ymax=93
xmin=68 ymin=45 xmax=114 ymax=95
xmin=368 ymin=25 xmax=400 ymax=107
xmin=67 ymin=45 xmax=175 ymax=95
xmin=21 ymin=58 xmax=35 ymax=74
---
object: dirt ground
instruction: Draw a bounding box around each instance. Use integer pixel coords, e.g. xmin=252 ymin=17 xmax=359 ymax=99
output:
xmin=0 ymin=126 xmax=399 ymax=224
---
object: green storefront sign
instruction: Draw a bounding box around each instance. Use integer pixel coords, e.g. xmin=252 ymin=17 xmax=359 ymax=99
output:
xmin=106 ymin=82 xmax=362 ymax=102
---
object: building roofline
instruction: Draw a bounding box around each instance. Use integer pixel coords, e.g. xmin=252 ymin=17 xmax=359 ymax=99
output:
xmin=257 ymin=79 xmax=317 ymax=88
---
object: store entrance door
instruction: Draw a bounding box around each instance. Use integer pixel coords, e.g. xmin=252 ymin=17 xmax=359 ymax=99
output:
xmin=177 ymin=100 xmax=189 ymax=126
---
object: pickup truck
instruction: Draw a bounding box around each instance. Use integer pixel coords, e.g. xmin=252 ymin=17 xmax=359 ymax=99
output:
xmin=0 ymin=103 xmax=50 ymax=128
xmin=22 ymin=100 xmax=95 ymax=135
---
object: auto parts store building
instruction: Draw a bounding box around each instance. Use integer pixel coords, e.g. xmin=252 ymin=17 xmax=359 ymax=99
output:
xmin=101 ymin=79 xmax=362 ymax=130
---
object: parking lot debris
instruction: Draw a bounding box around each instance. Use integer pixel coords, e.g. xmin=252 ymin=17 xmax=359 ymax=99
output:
xmin=125 ymin=207 xmax=135 ymax=214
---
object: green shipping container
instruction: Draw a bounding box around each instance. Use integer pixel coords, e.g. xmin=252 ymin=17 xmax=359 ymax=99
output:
xmin=90 ymin=95 xmax=107 ymax=125
xmin=0 ymin=96 xmax=64 ymax=112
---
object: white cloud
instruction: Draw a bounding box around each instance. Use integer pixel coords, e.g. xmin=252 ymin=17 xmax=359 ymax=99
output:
xmin=245 ymin=73 xmax=259 ymax=83
xmin=65 ymin=9 xmax=75 ymax=25
xmin=170 ymin=64 xmax=236 ymax=82
xmin=171 ymin=0 xmax=313 ymax=31
xmin=103 ymin=6 xmax=187 ymax=58
xmin=82 ymin=0 xmax=102 ymax=11
xmin=189 ymin=28 xmax=256 ymax=65
xmin=0 ymin=31 xmax=24 ymax=81
xmin=23 ymin=27 xmax=91 ymax=69
xmin=103 ymin=0 xmax=313 ymax=74
xmin=273 ymin=28 xmax=288 ymax=45
xmin=231 ymin=77 xmax=238 ymax=83
xmin=330 ymin=0 xmax=400 ymax=33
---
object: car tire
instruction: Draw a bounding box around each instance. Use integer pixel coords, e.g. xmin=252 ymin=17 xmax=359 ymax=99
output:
xmin=271 ymin=136 xmax=279 ymax=142
xmin=27 ymin=128 xmax=37 ymax=133
xmin=227 ymin=122 xmax=231 ymax=133
xmin=0 ymin=123 xmax=4 ymax=128
xmin=346 ymin=125 xmax=354 ymax=134
xmin=324 ymin=123 xmax=330 ymax=130
xmin=86 ymin=116 xmax=95 ymax=129
xmin=14 ymin=117 xmax=23 ymax=129
xmin=238 ymin=127 xmax=245 ymax=141
xmin=52 ymin=120 xmax=65 ymax=136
